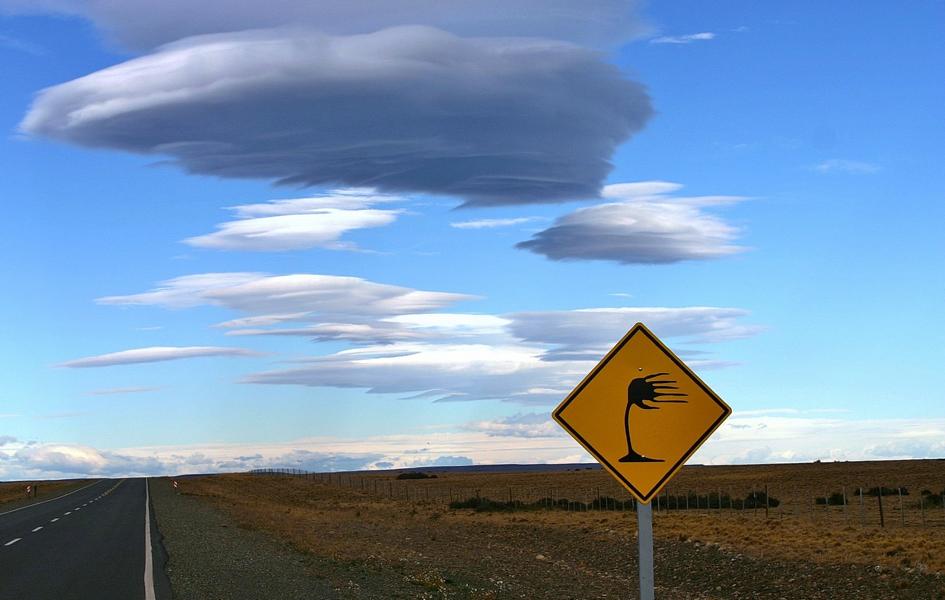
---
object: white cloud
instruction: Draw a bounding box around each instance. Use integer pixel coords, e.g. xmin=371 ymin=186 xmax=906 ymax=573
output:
xmin=0 ymin=0 xmax=649 ymax=50
xmin=58 ymin=346 xmax=259 ymax=368
xmin=245 ymin=342 xmax=586 ymax=404
xmin=702 ymin=415 xmax=945 ymax=465
xmin=450 ymin=217 xmax=543 ymax=230
xmin=226 ymin=322 xmax=420 ymax=345
xmin=0 ymin=431 xmax=565 ymax=479
xmin=383 ymin=314 xmax=511 ymax=337
xmin=240 ymin=304 xmax=758 ymax=402
xmin=96 ymin=271 xmax=757 ymax=399
xmin=184 ymin=189 xmax=402 ymax=251
xmin=811 ymin=159 xmax=880 ymax=174
xmin=517 ymin=181 xmax=747 ymax=264
xmin=228 ymin=314 xmax=512 ymax=345
xmin=508 ymin=306 xmax=762 ymax=361
xmin=98 ymin=272 xmax=473 ymax=318
xmin=650 ymin=32 xmax=716 ymax=44
xmin=464 ymin=412 xmax=564 ymax=438
xmin=20 ymin=26 xmax=652 ymax=207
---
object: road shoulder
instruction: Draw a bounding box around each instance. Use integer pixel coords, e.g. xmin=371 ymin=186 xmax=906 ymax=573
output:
xmin=149 ymin=477 xmax=338 ymax=600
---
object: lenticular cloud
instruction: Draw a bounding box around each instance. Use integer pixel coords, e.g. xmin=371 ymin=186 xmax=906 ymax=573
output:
xmin=21 ymin=26 xmax=652 ymax=206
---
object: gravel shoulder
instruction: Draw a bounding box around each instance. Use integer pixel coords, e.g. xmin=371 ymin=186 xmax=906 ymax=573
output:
xmin=150 ymin=477 xmax=338 ymax=600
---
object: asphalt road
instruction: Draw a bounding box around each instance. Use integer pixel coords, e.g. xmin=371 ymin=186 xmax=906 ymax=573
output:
xmin=0 ymin=478 xmax=170 ymax=600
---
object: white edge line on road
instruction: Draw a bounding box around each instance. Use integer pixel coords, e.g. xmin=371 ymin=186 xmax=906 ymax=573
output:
xmin=4 ymin=538 xmax=21 ymax=546
xmin=31 ymin=526 xmax=42 ymax=532
xmin=0 ymin=479 xmax=102 ymax=517
xmin=144 ymin=478 xmax=156 ymax=600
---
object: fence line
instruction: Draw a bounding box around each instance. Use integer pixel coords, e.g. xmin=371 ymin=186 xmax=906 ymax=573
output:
xmin=245 ymin=468 xmax=945 ymax=528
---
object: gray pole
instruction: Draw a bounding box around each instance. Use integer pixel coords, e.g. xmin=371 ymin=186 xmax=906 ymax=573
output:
xmin=637 ymin=501 xmax=655 ymax=600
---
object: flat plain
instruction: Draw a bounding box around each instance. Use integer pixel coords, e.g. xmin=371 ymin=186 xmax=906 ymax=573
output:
xmin=162 ymin=459 xmax=945 ymax=599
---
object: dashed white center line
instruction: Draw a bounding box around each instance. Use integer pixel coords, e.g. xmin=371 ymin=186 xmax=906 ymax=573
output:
xmin=64 ymin=511 xmax=71 ymax=515
xmin=50 ymin=518 xmax=59 ymax=523
xmin=32 ymin=527 xmax=42 ymax=532
xmin=5 ymin=538 xmax=21 ymax=546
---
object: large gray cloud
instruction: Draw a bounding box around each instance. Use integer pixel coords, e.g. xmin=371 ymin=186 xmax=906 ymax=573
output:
xmin=0 ymin=0 xmax=649 ymax=51
xmin=517 ymin=181 xmax=747 ymax=263
xmin=20 ymin=27 xmax=652 ymax=206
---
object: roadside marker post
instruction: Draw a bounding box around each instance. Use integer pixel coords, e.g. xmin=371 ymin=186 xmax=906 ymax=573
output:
xmin=552 ymin=323 xmax=732 ymax=599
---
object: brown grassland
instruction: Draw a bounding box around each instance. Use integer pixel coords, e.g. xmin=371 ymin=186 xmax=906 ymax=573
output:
xmin=173 ymin=459 xmax=945 ymax=597
xmin=0 ymin=478 xmax=89 ymax=508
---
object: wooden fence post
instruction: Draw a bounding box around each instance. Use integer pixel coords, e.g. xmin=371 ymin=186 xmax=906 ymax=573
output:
xmin=842 ymin=486 xmax=847 ymax=522
xmin=878 ymin=490 xmax=885 ymax=528
xmin=859 ymin=487 xmax=864 ymax=525
xmin=764 ymin=484 xmax=769 ymax=519
xmin=898 ymin=488 xmax=904 ymax=526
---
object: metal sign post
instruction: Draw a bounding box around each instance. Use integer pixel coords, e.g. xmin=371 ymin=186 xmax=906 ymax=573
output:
xmin=637 ymin=501 xmax=654 ymax=600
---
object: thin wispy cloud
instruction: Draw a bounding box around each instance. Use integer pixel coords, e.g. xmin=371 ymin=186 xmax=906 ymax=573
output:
xmin=451 ymin=217 xmax=543 ymax=230
xmin=0 ymin=33 xmax=44 ymax=55
xmin=650 ymin=32 xmax=715 ymax=44
xmin=811 ymin=159 xmax=880 ymax=174
xmin=99 ymin=272 xmax=474 ymax=318
xmin=184 ymin=190 xmax=403 ymax=252
xmin=85 ymin=386 xmax=161 ymax=396
xmin=59 ymin=346 xmax=260 ymax=368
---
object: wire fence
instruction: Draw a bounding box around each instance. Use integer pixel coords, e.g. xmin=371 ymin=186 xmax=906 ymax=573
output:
xmin=248 ymin=468 xmax=945 ymax=528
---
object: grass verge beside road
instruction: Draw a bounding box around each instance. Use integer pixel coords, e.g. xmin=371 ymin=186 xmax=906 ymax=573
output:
xmin=0 ymin=479 xmax=94 ymax=511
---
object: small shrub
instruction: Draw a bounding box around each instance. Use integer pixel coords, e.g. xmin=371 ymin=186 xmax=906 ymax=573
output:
xmin=744 ymin=490 xmax=779 ymax=509
xmin=396 ymin=472 xmax=437 ymax=480
xmin=918 ymin=492 xmax=945 ymax=508
xmin=815 ymin=491 xmax=847 ymax=506
xmin=862 ymin=486 xmax=909 ymax=497
xmin=449 ymin=497 xmax=521 ymax=512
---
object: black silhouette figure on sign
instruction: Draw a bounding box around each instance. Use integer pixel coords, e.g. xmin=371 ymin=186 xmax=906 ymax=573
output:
xmin=619 ymin=372 xmax=687 ymax=463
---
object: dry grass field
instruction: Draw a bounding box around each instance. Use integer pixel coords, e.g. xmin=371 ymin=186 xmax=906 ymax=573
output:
xmin=0 ymin=478 xmax=90 ymax=508
xmin=170 ymin=460 xmax=945 ymax=598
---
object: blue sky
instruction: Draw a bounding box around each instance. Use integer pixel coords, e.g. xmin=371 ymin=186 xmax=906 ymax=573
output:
xmin=1 ymin=1 xmax=943 ymax=478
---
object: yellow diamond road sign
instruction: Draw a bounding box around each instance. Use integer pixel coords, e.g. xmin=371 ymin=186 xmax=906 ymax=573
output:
xmin=552 ymin=322 xmax=732 ymax=504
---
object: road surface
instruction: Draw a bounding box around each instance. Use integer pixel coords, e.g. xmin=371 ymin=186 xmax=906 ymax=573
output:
xmin=0 ymin=478 xmax=170 ymax=600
